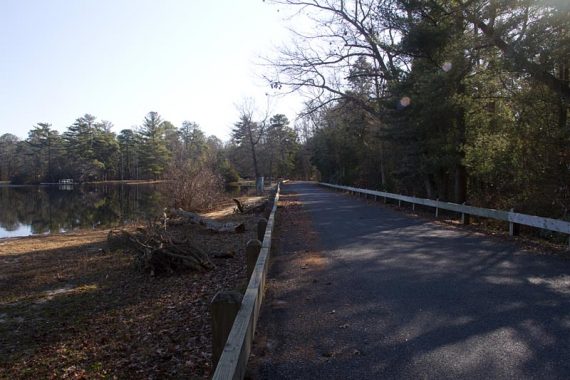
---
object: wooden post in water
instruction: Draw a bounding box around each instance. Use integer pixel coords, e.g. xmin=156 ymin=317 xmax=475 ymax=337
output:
xmin=211 ymin=291 xmax=242 ymax=368
xmin=246 ymin=239 xmax=262 ymax=279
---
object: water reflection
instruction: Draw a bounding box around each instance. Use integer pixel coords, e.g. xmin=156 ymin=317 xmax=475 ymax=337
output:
xmin=0 ymin=183 xmax=170 ymax=238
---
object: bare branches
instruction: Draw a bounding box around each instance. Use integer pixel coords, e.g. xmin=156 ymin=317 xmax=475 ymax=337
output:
xmin=264 ymin=0 xmax=404 ymax=116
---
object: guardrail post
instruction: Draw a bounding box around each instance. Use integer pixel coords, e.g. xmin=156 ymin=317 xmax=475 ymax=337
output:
xmin=412 ymin=202 xmax=415 ymax=211
xmin=509 ymin=208 xmax=520 ymax=236
xmin=211 ymin=291 xmax=242 ymax=368
xmin=246 ymin=239 xmax=262 ymax=279
xmin=398 ymin=197 xmax=402 ymax=208
xmin=461 ymin=202 xmax=470 ymax=225
xmin=257 ymin=218 xmax=268 ymax=241
xmin=435 ymin=199 xmax=439 ymax=218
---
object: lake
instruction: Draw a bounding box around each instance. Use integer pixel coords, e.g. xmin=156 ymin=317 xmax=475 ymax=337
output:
xmin=0 ymin=183 xmax=244 ymax=239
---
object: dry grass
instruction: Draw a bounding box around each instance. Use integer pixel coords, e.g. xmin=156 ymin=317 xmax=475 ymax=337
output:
xmin=0 ymin=196 xmax=266 ymax=379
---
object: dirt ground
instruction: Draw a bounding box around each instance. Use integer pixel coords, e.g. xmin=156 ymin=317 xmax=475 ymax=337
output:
xmin=247 ymin=191 xmax=325 ymax=378
xmin=0 ymin=197 xmax=266 ymax=379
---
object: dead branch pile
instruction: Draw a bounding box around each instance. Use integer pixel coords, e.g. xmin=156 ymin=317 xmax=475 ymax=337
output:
xmin=107 ymin=226 xmax=214 ymax=276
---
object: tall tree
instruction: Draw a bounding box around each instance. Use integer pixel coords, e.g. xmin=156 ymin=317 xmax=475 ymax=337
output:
xmin=179 ymin=121 xmax=207 ymax=162
xmin=118 ymin=129 xmax=140 ymax=180
xmin=138 ymin=112 xmax=171 ymax=179
xmin=0 ymin=134 xmax=20 ymax=181
xmin=25 ymin=123 xmax=62 ymax=183
xmin=64 ymin=114 xmax=102 ymax=181
xmin=264 ymin=114 xmax=299 ymax=178
xmin=231 ymin=103 xmax=267 ymax=179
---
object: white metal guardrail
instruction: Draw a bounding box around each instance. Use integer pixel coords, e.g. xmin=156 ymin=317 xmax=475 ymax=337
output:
xmin=320 ymin=182 xmax=570 ymax=245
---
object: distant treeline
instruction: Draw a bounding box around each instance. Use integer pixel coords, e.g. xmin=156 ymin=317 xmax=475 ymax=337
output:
xmin=0 ymin=111 xmax=313 ymax=187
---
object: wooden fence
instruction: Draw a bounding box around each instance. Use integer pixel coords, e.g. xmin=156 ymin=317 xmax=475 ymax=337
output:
xmin=212 ymin=183 xmax=281 ymax=379
xmin=320 ymin=182 xmax=570 ymax=247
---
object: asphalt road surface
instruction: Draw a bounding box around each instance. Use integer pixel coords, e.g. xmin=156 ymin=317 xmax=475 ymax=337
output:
xmin=250 ymin=182 xmax=570 ymax=380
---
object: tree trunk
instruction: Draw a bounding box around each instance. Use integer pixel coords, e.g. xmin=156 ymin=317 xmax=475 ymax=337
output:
xmin=454 ymin=165 xmax=467 ymax=204
xmin=454 ymin=82 xmax=468 ymax=204
xmin=559 ymin=61 xmax=569 ymax=130
xmin=379 ymin=142 xmax=386 ymax=188
xmin=425 ymin=176 xmax=434 ymax=199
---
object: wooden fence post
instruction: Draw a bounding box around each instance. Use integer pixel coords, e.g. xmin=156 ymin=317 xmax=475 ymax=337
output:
xmin=263 ymin=201 xmax=272 ymax=220
xmin=257 ymin=218 xmax=268 ymax=241
xmin=211 ymin=291 xmax=242 ymax=368
xmin=509 ymin=208 xmax=520 ymax=236
xmin=461 ymin=202 xmax=470 ymax=225
xmin=435 ymin=199 xmax=439 ymax=218
xmin=246 ymin=239 xmax=262 ymax=279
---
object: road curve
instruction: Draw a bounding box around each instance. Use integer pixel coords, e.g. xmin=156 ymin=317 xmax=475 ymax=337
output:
xmin=251 ymin=182 xmax=570 ymax=379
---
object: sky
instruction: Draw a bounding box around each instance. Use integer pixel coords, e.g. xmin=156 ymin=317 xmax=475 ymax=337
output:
xmin=0 ymin=0 xmax=304 ymax=141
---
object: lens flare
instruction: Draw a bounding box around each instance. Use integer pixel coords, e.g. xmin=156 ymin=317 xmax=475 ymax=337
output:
xmin=400 ymin=96 xmax=411 ymax=107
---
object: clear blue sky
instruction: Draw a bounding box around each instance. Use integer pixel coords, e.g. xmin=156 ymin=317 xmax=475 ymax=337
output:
xmin=0 ymin=0 xmax=302 ymax=140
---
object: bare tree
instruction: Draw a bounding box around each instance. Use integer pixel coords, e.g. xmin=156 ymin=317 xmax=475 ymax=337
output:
xmin=231 ymin=99 xmax=270 ymax=193
xmin=264 ymin=0 xmax=406 ymax=116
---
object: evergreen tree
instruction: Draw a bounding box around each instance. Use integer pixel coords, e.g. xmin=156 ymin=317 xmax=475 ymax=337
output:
xmin=138 ymin=112 xmax=171 ymax=179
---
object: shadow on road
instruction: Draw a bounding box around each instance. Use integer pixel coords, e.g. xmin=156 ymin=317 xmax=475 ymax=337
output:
xmin=251 ymin=182 xmax=570 ymax=379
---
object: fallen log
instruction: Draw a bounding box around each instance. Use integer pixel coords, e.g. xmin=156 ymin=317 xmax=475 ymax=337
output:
xmin=232 ymin=198 xmax=268 ymax=214
xmin=173 ymin=208 xmax=245 ymax=233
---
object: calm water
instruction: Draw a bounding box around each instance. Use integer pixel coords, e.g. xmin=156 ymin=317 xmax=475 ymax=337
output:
xmin=0 ymin=183 xmax=176 ymax=238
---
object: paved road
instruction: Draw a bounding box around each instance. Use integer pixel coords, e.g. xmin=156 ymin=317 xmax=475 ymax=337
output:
xmin=251 ymin=182 xmax=570 ymax=379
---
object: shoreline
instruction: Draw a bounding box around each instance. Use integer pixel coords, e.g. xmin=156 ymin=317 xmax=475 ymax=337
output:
xmin=0 ymin=194 xmax=268 ymax=378
xmin=0 ymin=179 xmax=172 ymax=187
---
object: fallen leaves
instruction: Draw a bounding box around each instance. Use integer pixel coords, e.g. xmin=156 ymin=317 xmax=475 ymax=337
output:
xmin=0 ymin=205 xmax=264 ymax=379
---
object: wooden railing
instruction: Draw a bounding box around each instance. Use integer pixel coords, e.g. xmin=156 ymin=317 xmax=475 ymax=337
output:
xmin=212 ymin=183 xmax=281 ymax=380
xmin=320 ymin=182 xmax=570 ymax=246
